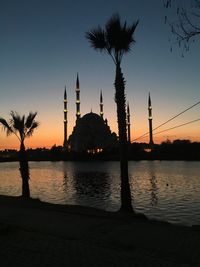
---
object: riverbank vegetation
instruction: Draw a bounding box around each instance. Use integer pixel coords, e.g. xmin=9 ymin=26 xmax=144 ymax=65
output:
xmin=1 ymin=139 xmax=199 ymax=162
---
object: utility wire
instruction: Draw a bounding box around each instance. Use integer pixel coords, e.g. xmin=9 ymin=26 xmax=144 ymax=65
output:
xmin=133 ymin=100 xmax=200 ymax=141
xmin=153 ymin=101 xmax=200 ymax=132
xmin=132 ymin=131 xmax=149 ymax=141
xmin=133 ymin=118 xmax=200 ymax=141
xmin=153 ymin=118 xmax=200 ymax=136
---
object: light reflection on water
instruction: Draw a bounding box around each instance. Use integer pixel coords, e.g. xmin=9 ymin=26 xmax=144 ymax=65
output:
xmin=0 ymin=160 xmax=200 ymax=226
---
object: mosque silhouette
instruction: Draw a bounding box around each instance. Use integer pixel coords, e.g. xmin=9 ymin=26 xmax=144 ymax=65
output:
xmin=63 ymin=74 xmax=153 ymax=153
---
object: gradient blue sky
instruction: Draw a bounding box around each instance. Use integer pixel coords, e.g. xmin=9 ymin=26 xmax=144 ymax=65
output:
xmin=0 ymin=0 xmax=199 ymax=149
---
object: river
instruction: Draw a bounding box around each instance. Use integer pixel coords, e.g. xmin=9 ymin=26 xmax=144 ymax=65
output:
xmin=0 ymin=160 xmax=199 ymax=226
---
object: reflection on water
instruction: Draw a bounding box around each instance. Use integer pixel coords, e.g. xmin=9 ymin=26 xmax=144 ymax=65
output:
xmin=72 ymin=171 xmax=111 ymax=209
xmin=73 ymin=172 xmax=109 ymax=196
xmin=0 ymin=160 xmax=200 ymax=226
xmin=150 ymin=175 xmax=158 ymax=206
xmin=147 ymin=162 xmax=158 ymax=206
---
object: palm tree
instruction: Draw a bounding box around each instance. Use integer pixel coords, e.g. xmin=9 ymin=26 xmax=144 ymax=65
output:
xmin=0 ymin=111 xmax=39 ymax=198
xmin=86 ymin=14 xmax=138 ymax=212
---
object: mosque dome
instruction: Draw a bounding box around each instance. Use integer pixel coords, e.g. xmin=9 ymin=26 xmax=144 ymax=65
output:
xmin=81 ymin=112 xmax=104 ymax=123
xmin=68 ymin=112 xmax=117 ymax=153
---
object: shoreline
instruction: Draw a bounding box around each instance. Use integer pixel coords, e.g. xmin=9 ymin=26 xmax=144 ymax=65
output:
xmin=0 ymin=194 xmax=199 ymax=228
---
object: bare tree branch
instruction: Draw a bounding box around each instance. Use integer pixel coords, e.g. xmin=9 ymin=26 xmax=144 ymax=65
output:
xmin=164 ymin=0 xmax=200 ymax=53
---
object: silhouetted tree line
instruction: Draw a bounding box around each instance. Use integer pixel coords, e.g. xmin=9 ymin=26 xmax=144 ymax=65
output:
xmin=155 ymin=139 xmax=200 ymax=160
xmin=1 ymin=140 xmax=199 ymax=161
xmin=129 ymin=140 xmax=200 ymax=160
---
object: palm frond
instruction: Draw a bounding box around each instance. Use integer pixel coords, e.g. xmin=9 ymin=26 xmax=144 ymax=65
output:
xmin=25 ymin=112 xmax=38 ymax=129
xmin=86 ymin=13 xmax=139 ymax=64
xmin=10 ymin=111 xmax=25 ymax=140
xmin=104 ymin=14 xmax=139 ymax=63
xmin=26 ymin=121 xmax=39 ymax=138
xmin=0 ymin=117 xmax=14 ymax=136
xmin=10 ymin=111 xmax=24 ymax=131
xmin=106 ymin=13 xmax=122 ymax=49
xmin=1 ymin=111 xmax=39 ymax=145
xmin=120 ymin=21 xmax=139 ymax=52
xmin=85 ymin=27 xmax=107 ymax=51
xmin=107 ymin=14 xmax=139 ymax=53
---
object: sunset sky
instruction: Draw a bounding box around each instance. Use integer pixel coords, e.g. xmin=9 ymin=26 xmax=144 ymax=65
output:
xmin=0 ymin=0 xmax=199 ymax=149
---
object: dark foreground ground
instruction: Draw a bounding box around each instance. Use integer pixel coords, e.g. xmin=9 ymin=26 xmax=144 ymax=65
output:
xmin=0 ymin=195 xmax=200 ymax=267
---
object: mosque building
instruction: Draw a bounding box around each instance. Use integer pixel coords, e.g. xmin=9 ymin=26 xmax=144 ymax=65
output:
xmin=63 ymin=74 xmax=154 ymax=153
xmin=63 ymin=74 xmax=118 ymax=153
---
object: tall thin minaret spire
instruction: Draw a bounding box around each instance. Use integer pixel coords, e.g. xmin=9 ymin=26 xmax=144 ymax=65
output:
xmin=63 ymin=86 xmax=68 ymax=148
xmin=127 ymin=102 xmax=131 ymax=143
xmin=76 ymin=73 xmax=81 ymax=120
xmin=100 ymin=91 xmax=104 ymax=118
xmin=148 ymin=92 xmax=154 ymax=148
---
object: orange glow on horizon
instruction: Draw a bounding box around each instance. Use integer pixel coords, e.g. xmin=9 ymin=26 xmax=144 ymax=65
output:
xmin=0 ymin=119 xmax=199 ymax=150
xmin=0 ymin=101 xmax=199 ymax=150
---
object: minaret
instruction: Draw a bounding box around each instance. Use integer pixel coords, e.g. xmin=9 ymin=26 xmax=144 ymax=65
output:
xmin=76 ymin=73 xmax=81 ymax=120
xmin=127 ymin=102 xmax=131 ymax=143
xmin=148 ymin=92 xmax=154 ymax=148
xmin=100 ymin=91 xmax=104 ymax=118
xmin=63 ymin=86 xmax=68 ymax=148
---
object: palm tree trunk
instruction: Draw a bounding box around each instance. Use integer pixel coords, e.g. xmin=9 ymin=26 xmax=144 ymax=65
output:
xmin=19 ymin=142 xmax=30 ymax=198
xmin=115 ymin=64 xmax=133 ymax=212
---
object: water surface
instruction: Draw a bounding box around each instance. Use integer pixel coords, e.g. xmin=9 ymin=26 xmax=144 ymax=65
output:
xmin=0 ymin=161 xmax=199 ymax=226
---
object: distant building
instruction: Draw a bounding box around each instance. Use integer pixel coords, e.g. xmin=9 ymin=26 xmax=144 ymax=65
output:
xmin=63 ymin=74 xmax=117 ymax=153
xmin=68 ymin=112 xmax=117 ymax=153
xmin=63 ymin=75 xmax=155 ymax=153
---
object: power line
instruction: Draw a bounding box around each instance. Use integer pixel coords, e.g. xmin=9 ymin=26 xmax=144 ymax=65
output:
xmin=153 ymin=100 xmax=200 ymax=132
xmin=133 ymin=100 xmax=200 ymax=141
xmin=132 ymin=131 xmax=149 ymax=142
xmin=133 ymin=118 xmax=200 ymax=141
xmin=153 ymin=118 xmax=200 ymax=136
